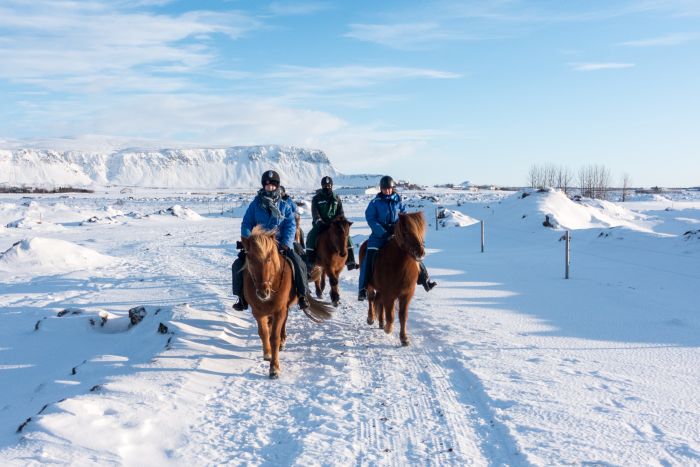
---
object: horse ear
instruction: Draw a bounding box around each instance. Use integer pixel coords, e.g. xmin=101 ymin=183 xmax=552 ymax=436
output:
xmin=348 ymin=220 xmax=353 ymax=226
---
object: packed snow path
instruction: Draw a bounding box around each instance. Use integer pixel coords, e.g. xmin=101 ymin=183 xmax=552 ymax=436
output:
xmin=137 ymin=225 xmax=525 ymax=465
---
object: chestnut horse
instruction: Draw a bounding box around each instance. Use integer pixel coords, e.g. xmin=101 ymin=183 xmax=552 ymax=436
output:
xmin=359 ymin=212 xmax=426 ymax=346
xmin=311 ymin=215 xmax=353 ymax=307
xmin=241 ymin=226 xmax=333 ymax=378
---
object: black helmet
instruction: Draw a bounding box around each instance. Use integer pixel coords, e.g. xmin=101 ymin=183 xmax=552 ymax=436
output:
xmin=321 ymin=176 xmax=333 ymax=187
xmin=261 ymin=170 xmax=280 ymax=187
xmin=379 ymin=175 xmax=395 ymax=190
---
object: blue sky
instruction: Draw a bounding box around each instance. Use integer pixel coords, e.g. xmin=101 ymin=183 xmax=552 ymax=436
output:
xmin=1 ymin=0 xmax=698 ymax=186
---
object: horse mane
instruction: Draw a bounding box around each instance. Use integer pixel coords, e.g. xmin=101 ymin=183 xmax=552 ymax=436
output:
xmin=247 ymin=225 xmax=280 ymax=261
xmin=396 ymin=212 xmax=426 ymax=241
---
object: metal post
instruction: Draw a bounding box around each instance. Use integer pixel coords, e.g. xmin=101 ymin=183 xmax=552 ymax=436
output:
xmin=480 ymin=220 xmax=485 ymax=253
xmin=435 ymin=207 xmax=439 ymax=231
xmin=565 ymin=230 xmax=570 ymax=279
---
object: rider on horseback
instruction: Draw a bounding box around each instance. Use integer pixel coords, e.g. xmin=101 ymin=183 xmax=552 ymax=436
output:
xmin=305 ymin=176 xmax=358 ymax=272
xmin=232 ymin=170 xmax=310 ymax=311
xmin=358 ymin=175 xmax=437 ymax=301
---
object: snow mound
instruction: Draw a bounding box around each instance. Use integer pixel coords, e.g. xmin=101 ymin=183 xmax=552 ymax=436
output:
xmin=439 ymin=209 xmax=480 ymax=228
xmin=5 ymin=216 xmax=65 ymax=231
xmin=154 ymin=205 xmax=202 ymax=220
xmin=503 ymin=189 xmax=653 ymax=232
xmin=0 ymin=237 xmax=116 ymax=273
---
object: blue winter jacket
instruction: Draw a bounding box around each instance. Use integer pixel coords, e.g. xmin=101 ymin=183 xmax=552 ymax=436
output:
xmin=365 ymin=192 xmax=406 ymax=241
xmin=241 ymin=193 xmax=296 ymax=249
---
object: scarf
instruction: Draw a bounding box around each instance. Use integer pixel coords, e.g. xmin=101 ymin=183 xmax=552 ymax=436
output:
xmin=257 ymin=188 xmax=282 ymax=220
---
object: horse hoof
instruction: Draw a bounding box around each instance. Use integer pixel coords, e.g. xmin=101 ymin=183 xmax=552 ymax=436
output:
xmin=316 ymin=292 xmax=323 ymax=299
xmin=384 ymin=325 xmax=393 ymax=335
xmin=332 ymin=300 xmax=339 ymax=308
xmin=401 ymin=339 xmax=410 ymax=347
xmin=263 ymin=353 xmax=272 ymax=361
xmin=367 ymin=318 xmax=374 ymax=325
xmin=269 ymin=370 xmax=279 ymax=379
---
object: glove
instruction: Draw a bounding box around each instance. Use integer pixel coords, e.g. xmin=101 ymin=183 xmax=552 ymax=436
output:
xmin=236 ymin=240 xmax=245 ymax=250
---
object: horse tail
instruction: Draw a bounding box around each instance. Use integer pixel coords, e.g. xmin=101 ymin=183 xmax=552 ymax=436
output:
xmin=302 ymin=296 xmax=334 ymax=323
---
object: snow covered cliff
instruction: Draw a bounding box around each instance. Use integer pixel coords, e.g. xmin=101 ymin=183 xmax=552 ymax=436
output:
xmin=0 ymin=144 xmax=361 ymax=189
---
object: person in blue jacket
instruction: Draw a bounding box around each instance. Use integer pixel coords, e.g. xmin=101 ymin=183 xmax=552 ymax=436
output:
xmin=232 ymin=170 xmax=309 ymax=311
xmin=358 ymin=175 xmax=437 ymax=301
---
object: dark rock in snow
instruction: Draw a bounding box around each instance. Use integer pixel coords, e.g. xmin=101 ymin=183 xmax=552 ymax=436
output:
xmin=129 ymin=306 xmax=147 ymax=325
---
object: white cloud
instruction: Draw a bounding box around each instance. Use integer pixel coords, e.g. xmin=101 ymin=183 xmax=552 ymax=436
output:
xmin=0 ymin=2 xmax=261 ymax=92
xmin=344 ymin=23 xmax=475 ymax=49
xmin=618 ymin=32 xmax=700 ymax=47
xmin=570 ymin=62 xmax=635 ymax=72
xmin=263 ymin=65 xmax=461 ymax=92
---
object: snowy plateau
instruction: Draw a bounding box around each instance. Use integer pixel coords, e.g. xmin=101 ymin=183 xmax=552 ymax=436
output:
xmin=0 ymin=142 xmax=380 ymax=190
xmin=0 ymin=149 xmax=699 ymax=466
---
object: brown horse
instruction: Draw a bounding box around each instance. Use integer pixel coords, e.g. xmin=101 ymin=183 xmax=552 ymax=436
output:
xmin=312 ymin=215 xmax=353 ymax=306
xmin=242 ymin=226 xmax=333 ymax=378
xmin=359 ymin=212 xmax=426 ymax=346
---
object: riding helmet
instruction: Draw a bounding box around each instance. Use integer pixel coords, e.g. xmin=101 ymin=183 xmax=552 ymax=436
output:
xmin=261 ymin=170 xmax=281 ymax=187
xmin=379 ymin=175 xmax=395 ymax=190
xmin=321 ymin=176 xmax=333 ymax=187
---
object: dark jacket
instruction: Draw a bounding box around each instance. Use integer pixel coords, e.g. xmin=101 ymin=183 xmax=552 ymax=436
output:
xmin=311 ymin=189 xmax=344 ymax=225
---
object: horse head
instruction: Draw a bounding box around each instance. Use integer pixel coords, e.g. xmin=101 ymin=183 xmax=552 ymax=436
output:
xmin=395 ymin=212 xmax=426 ymax=260
xmin=329 ymin=215 xmax=353 ymax=257
xmin=241 ymin=226 xmax=281 ymax=302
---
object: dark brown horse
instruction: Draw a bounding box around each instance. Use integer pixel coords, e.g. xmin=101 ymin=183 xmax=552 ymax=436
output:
xmin=242 ymin=226 xmax=332 ymax=378
xmin=311 ymin=215 xmax=353 ymax=306
xmin=359 ymin=212 xmax=426 ymax=346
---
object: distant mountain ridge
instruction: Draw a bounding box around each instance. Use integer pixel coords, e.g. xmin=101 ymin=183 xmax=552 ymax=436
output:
xmin=0 ymin=142 xmax=380 ymax=189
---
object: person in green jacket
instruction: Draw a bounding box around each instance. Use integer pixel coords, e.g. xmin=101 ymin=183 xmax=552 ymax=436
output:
xmin=305 ymin=176 xmax=358 ymax=271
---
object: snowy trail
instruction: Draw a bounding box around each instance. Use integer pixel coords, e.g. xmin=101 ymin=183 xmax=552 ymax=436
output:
xmin=146 ymin=225 xmax=521 ymax=465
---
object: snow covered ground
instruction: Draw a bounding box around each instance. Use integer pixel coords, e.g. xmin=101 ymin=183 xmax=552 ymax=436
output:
xmin=1 ymin=187 xmax=698 ymax=466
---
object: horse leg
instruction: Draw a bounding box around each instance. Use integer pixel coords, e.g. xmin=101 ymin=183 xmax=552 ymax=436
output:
xmin=398 ymin=294 xmax=411 ymax=346
xmin=329 ymin=271 xmax=340 ymax=306
xmin=280 ymin=310 xmax=288 ymax=351
xmin=383 ymin=299 xmax=396 ymax=335
xmin=367 ymin=288 xmax=376 ymax=325
xmin=269 ymin=310 xmax=286 ymax=379
xmin=257 ymin=316 xmax=272 ymax=361
xmin=314 ymin=275 xmax=323 ymax=298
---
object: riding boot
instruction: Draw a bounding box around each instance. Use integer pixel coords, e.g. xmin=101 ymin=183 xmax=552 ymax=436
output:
xmin=346 ymin=245 xmax=358 ymax=271
xmin=231 ymin=252 xmax=248 ymax=309
xmin=286 ymin=247 xmax=310 ymax=306
xmin=417 ymin=261 xmax=437 ymax=292
xmin=358 ymin=248 xmax=376 ymax=301
xmin=232 ymin=296 xmax=248 ymax=311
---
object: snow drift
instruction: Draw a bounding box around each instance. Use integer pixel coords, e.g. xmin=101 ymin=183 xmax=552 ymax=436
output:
xmin=0 ymin=237 xmax=116 ymax=274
